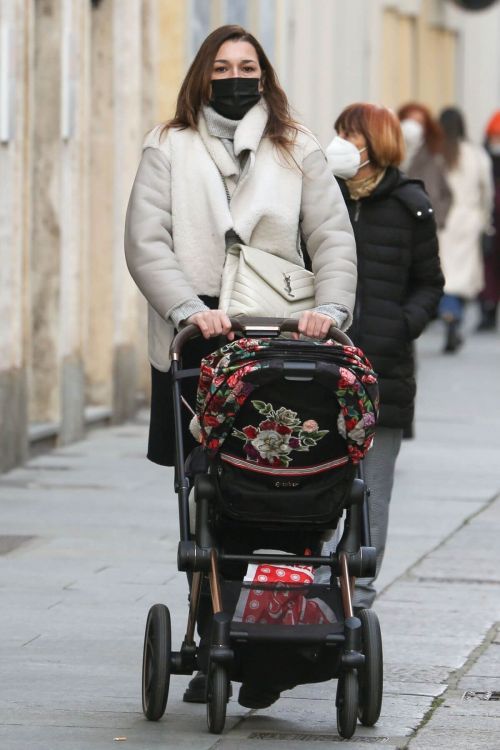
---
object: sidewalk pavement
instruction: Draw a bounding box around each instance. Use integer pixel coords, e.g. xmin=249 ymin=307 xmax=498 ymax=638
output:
xmin=1 ymin=319 xmax=500 ymax=750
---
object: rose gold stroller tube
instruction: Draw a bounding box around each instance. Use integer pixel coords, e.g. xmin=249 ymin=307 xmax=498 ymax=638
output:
xmin=185 ymin=571 xmax=202 ymax=646
xmin=209 ymin=549 xmax=223 ymax=615
xmin=339 ymin=551 xmax=354 ymax=619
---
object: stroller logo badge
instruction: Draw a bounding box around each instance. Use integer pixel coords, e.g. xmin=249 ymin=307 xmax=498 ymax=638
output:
xmin=283 ymin=273 xmax=295 ymax=297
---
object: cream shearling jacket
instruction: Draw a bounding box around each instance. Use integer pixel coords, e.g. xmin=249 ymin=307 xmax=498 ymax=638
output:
xmin=125 ymin=101 xmax=357 ymax=370
xmin=438 ymin=141 xmax=494 ymax=298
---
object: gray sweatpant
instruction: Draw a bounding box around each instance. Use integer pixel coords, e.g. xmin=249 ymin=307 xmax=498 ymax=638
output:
xmin=322 ymin=426 xmax=403 ymax=608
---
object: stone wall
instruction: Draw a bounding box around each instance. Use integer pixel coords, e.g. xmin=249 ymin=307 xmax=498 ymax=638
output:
xmin=0 ymin=0 xmax=159 ymax=472
xmin=0 ymin=0 xmax=30 ymax=471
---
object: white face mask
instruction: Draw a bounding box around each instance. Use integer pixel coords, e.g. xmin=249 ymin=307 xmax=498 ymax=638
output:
xmin=400 ymin=119 xmax=424 ymax=170
xmin=400 ymin=118 xmax=424 ymax=149
xmin=326 ymin=136 xmax=369 ymax=179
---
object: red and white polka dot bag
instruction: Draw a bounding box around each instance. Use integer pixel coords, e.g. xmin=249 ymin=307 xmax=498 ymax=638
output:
xmin=233 ymin=552 xmax=336 ymax=626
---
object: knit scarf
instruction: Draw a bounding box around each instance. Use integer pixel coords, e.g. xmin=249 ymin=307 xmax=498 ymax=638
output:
xmin=346 ymin=168 xmax=386 ymax=200
xmin=202 ymin=104 xmax=238 ymax=133
xmin=202 ymin=105 xmax=239 ymax=161
xmin=202 ymin=105 xmax=251 ymax=199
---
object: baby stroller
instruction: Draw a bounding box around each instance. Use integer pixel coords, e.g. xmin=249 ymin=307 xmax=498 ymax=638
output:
xmin=141 ymin=318 xmax=383 ymax=740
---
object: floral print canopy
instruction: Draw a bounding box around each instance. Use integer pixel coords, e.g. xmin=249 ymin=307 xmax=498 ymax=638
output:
xmin=191 ymin=337 xmax=379 ymax=469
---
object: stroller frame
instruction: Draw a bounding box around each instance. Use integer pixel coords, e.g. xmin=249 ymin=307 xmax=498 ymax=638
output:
xmin=141 ymin=318 xmax=383 ymax=738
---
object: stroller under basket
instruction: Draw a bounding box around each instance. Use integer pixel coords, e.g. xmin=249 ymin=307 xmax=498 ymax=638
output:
xmin=141 ymin=318 xmax=383 ymax=739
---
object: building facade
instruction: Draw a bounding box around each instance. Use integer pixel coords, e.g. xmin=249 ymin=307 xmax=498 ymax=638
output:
xmin=1 ymin=0 xmax=499 ymax=472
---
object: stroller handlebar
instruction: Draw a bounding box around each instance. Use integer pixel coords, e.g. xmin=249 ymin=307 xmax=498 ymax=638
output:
xmin=170 ymin=316 xmax=353 ymax=360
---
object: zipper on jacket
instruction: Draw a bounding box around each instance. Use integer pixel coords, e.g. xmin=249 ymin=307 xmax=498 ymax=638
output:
xmin=354 ymin=201 xmax=361 ymax=222
xmin=353 ymin=288 xmax=362 ymax=330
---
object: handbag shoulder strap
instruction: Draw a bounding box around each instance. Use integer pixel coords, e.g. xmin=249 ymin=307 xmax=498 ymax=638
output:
xmin=219 ymin=170 xmax=231 ymax=205
xmin=216 ymin=166 xmax=244 ymax=251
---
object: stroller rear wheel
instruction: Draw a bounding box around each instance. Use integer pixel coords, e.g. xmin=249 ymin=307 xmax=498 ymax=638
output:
xmin=357 ymin=608 xmax=383 ymax=726
xmin=206 ymin=662 xmax=229 ymax=734
xmin=142 ymin=604 xmax=171 ymax=721
xmin=336 ymin=669 xmax=358 ymax=739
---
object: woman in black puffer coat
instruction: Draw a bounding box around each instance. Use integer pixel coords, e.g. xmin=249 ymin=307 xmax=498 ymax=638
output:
xmin=326 ymin=104 xmax=444 ymax=608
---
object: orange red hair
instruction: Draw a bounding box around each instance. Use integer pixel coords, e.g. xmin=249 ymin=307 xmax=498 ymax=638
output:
xmin=486 ymin=111 xmax=500 ymax=137
xmin=334 ymin=104 xmax=405 ymax=168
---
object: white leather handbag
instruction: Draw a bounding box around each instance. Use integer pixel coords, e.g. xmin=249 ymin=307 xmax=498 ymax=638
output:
xmin=219 ymin=244 xmax=315 ymax=318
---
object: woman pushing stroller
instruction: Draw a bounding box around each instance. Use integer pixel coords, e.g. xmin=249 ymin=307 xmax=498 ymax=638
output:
xmin=125 ymin=25 xmax=357 ymax=707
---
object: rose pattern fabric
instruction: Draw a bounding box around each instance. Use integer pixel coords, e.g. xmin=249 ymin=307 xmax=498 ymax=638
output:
xmin=232 ymin=402 xmax=329 ymax=468
xmin=193 ymin=337 xmax=378 ymax=465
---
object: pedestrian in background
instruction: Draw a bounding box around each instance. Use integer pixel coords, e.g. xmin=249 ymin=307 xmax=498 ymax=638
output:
xmin=325 ymin=104 xmax=444 ymax=609
xmin=397 ymin=102 xmax=451 ymax=439
xmin=398 ymin=102 xmax=452 ymax=229
xmin=437 ymin=107 xmax=494 ymax=352
xmin=477 ymin=110 xmax=500 ymax=332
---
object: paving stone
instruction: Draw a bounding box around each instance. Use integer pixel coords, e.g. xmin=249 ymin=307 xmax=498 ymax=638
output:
xmin=408 ymin=716 xmax=500 ymax=750
xmin=460 ymin=642 xmax=500 ymax=680
xmin=458 ymin=675 xmax=500 ymax=692
xmin=406 ymin=629 xmax=500 ymax=749
xmin=0 ymin=717 xmax=226 ymax=750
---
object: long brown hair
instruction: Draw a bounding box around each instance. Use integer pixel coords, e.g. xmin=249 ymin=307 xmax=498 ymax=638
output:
xmin=163 ymin=25 xmax=300 ymax=156
xmin=397 ymin=102 xmax=444 ymax=154
xmin=335 ymin=104 xmax=405 ymax=168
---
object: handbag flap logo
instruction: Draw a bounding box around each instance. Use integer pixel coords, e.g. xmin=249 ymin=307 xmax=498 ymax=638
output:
xmin=237 ymin=245 xmax=314 ymax=302
xmin=283 ymin=273 xmax=294 ymax=297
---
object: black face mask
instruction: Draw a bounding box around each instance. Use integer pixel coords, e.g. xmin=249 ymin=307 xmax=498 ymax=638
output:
xmin=210 ymin=77 xmax=261 ymax=120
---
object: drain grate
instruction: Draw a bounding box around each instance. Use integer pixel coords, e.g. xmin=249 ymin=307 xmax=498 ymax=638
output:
xmin=248 ymin=732 xmax=390 ymax=743
xmin=462 ymin=690 xmax=500 ymax=701
xmin=0 ymin=535 xmax=35 ymax=555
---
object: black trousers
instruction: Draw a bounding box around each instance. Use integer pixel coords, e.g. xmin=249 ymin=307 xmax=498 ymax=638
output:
xmin=147 ymin=296 xmax=219 ymax=467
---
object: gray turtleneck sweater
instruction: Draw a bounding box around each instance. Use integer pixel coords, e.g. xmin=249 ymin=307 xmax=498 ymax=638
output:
xmin=202 ymin=105 xmax=248 ymax=188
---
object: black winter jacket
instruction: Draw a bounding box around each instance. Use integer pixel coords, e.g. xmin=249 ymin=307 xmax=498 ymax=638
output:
xmin=338 ymin=167 xmax=444 ymax=430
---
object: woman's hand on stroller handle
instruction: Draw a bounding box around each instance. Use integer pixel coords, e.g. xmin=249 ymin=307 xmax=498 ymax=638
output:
xmin=170 ymin=315 xmax=352 ymax=360
xmin=295 ymin=310 xmax=336 ymax=341
xmin=186 ymin=310 xmax=234 ymax=341
xmin=185 ymin=310 xmax=336 ymax=342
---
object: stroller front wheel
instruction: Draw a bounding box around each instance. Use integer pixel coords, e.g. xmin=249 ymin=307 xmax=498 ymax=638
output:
xmin=142 ymin=603 xmax=171 ymax=721
xmin=206 ymin=662 xmax=229 ymax=734
xmin=336 ymin=669 xmax=359 ymax=739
